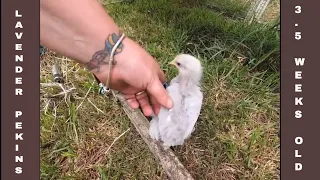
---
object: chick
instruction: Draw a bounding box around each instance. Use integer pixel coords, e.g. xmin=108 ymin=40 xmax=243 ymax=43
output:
xmin=149 ymin=54 xmax=203 ymax=148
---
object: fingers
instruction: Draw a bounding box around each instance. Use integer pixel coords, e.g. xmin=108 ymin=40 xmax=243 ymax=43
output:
xmin=124 ymin=93 xmax=153 ymax=116
xmin=149 ymin=95 xmax=161 ymax=115
xmin=135 ymin=92 xmax=153 ymax=116
xmin=152 ymin=68 xmax=169 ymax=115
xmin=147 ymin=77 xmax=173 ymax=110
xmin=157 ymin=68 xmax=167 ymax=84
xmin=124 ymin=94 xmax=139 ymax=109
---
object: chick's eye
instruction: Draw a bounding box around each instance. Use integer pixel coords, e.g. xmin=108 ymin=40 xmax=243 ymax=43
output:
xmin=177 ymin=62 xmax=181 ymax=66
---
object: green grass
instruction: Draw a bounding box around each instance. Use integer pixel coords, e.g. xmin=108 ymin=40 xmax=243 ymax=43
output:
xmin=40 ymin=0 xmax=280 ymax=179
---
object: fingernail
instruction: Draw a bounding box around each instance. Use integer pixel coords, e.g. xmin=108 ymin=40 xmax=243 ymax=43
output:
xmin=167 ymin=98 xmax=173 ymax=108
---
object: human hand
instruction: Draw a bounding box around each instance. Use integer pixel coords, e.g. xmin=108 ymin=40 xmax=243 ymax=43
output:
xmin=40 ymin=0 xmax=173 ymax=116
xmin=94 ymin=37 xmax=173 ymax=116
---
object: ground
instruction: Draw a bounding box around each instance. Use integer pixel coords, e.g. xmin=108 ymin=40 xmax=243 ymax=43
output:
xmin=40 ymin=0 xmax=280 ymax=179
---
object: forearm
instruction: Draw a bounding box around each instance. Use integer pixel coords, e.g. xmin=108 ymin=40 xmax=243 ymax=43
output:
xmin=40 ymin=0 xmax=125 ymax=82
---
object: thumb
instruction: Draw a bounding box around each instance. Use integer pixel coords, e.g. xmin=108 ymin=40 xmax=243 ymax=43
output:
xmin=157 ymin=69 xmax=167 ymax=84
xmin=147 ymin=78 xmax=173 ymax=109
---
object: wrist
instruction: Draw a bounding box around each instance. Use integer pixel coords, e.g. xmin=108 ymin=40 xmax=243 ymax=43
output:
xmin=89 ymin=36 xmax=133 ymax=90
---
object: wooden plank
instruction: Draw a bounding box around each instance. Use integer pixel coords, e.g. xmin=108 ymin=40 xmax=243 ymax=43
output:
xmin=115 ymin=93 xmax=195 ymax=180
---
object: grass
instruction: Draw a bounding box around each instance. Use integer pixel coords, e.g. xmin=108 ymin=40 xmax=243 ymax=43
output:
xmin=40 ymin=0 xmax=280 ymax=179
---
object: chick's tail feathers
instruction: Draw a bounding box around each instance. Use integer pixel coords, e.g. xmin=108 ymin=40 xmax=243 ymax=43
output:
xmin=149 ymin=115 xmax=160 ymax=140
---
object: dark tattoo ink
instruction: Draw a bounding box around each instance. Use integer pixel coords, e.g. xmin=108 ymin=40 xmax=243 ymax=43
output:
xmin=85 ymin=50 xmax=109 ymax=72
xmin=85 ymin=32 xmax=124 ymax=72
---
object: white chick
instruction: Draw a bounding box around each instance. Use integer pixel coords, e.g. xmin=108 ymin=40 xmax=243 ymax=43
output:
xmin=149 ymin=54 xmax=203 ymax=148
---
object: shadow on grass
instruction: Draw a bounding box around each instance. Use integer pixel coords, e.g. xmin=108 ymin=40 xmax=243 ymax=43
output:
xmin=173 ymin=0 xmax=250 ymax=19
xmin=126 ymin=0 xmax=280 ymax=73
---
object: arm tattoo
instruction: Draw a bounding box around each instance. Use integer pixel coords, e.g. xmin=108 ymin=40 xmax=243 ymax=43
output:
xmin=85 ymin=32 xmax=124 ymax=72
xmin=84 ymin=50 xmax=110 ymax=72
